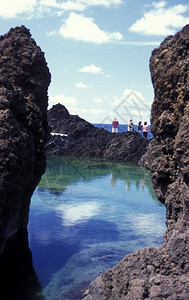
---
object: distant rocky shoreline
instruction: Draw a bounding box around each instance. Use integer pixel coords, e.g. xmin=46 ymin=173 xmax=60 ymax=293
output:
xmin=46 ymin=103 xmax=150 ymax=165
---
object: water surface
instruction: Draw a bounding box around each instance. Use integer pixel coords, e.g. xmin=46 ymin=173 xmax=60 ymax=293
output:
xmin=28 ymin=156 xmax=166 ymax=300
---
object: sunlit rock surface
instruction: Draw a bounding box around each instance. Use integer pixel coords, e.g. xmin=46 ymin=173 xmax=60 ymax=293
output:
xmin=82 ymin=25 xmax=189 ymax=300
xmin=0 ymin=26 xmax=51 ymax=253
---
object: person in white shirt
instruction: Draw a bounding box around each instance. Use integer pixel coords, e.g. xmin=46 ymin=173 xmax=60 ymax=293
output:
xmin=128 ymin=119 xmax=134 ymax=131
xmin=143 ymin=121 xmax=149 ymax=138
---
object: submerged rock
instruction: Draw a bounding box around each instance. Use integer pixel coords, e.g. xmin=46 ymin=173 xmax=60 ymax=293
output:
xmin=82 ymin=25 xmax=189 ymax=300
xmin=47 ymin=103 xmax=149 ymax=162
xmin=0 ymin=26 xmax=51 ymax=253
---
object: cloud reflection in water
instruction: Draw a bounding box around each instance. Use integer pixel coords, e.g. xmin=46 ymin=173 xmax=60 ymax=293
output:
xmin=56 ymin=201 xmax=100 ymax=226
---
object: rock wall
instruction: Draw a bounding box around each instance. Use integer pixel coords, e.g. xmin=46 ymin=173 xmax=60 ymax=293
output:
xmin=83 ymin=25 xmax=189 ymax=300
xmin=47 ymin=103 xmax=149 ymax=162
xmin=0 ymin=26 xmax=51 ymax=253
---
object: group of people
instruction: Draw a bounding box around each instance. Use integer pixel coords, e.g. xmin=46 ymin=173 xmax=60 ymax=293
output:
xmin=112 ymin=118 xmax=149 ymax=138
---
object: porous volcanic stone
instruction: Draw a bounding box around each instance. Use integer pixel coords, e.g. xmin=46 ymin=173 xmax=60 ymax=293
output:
xmin=0 ymin=26 xmax=51 ymax=253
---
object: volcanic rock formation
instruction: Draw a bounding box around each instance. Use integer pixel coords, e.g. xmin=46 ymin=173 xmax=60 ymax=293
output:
xmin=47 ymin=103 xmax=150 ymax=162
xmin=82 ymin=25 xmax=189 ymax=300
xmin=0 ymin=26 xmax=51 ymax=253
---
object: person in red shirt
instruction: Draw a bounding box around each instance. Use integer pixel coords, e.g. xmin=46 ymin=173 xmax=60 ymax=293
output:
xmin=112 ymin=118 xmax=119 ymax=133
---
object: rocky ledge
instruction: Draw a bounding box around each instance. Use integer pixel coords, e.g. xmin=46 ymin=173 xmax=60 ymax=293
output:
xmin=46 ymin=103 xmax=150 ymax=163
xmin=0 ymin=26 xmax=51 ymax=253
xmin=82 ymin=25 xmax=189 ymax=299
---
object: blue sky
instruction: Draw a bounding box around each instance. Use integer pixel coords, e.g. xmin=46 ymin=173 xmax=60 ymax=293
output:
xmin=1 ymin=1 xmax=189 ymax=124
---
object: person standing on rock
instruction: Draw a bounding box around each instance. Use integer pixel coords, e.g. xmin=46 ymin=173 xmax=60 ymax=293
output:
xmin=112 ymin=118 xmax=119 ymax=133
xmin=143 ymin=121 xmax=149 ymax=138
xmin=137 ymin=121 xmax=143 ymax=134
xmin=128 ymin=119 xmax=134 ymax=131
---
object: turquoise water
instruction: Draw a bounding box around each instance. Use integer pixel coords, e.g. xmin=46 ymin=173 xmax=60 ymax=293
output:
xmin=28 ymin=156 xmax=166 ymax=300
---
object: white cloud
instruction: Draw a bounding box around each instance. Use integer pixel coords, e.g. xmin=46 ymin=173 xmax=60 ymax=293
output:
xmin=103 ymin=74 xmax=113 ymax=78
xmin=152 ymin=1 xmax=166 ymax=9
xmin=49 ymin=94 xmax=77 ymax=108
xmin=40 ymin=0 xmax=85 ymax=12
xmin=79 ymin=64 xmax=103 ymax=74
xmin=75 ymin=81 xmax=92 ymax=88
xmin=82 ymin=0 xmax=122 ymax=8
xmin=40 ymin=0 xmax=122 ymax=11
xmin=129 ymin=2 xmax=189 ymax=36
xmin=93 ymin=97 xmax=103 ymax=103
xmin=89 ymin=108 xmax=107 ymax=115
xmin=111 ymin=88 xmax=144 ymax=106
xmin=59 ymin=12 xmax=123 ymax=43
xmin=110 ymin=88 xmax=151 ymax=123
xmin=0 ymin=0 xmax=37 ymax=18
xmin=122 ymin=88 xmax=145 ymax=100
xmin=70 ymin=107 xmax=88 ymax=114
xmin=0 ymin=0 xmax=123 ymax=19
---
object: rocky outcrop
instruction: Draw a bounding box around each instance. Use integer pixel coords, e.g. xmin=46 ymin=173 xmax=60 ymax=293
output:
xmin=46 ymin=103 xmax=150 ymax=162
xmin=83 ymin=25 xmax=189 ymax=300
xmin=0 ymin=26 xmax=51 ymax=253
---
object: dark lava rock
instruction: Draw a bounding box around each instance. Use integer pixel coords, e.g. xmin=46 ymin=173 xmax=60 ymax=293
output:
xmin=47 ymin=103 xmax=149 ymax=161
xmin=48 ymin=102 xmax=70 ymax=131
xmin=0 ymin=26 xmax=51 ymax=253
xmin=82 ymin=25 xmax=189 ymax=300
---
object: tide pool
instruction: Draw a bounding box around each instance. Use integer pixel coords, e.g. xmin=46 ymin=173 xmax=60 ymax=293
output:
xmin=28 ymin=156 xmax=166 ymax=300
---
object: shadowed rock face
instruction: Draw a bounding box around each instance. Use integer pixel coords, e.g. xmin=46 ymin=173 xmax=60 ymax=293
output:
xmin=0 ymin=26 xmax=51 ymax=253
xmin=82 ymin=25 xmax=189 ymax=300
